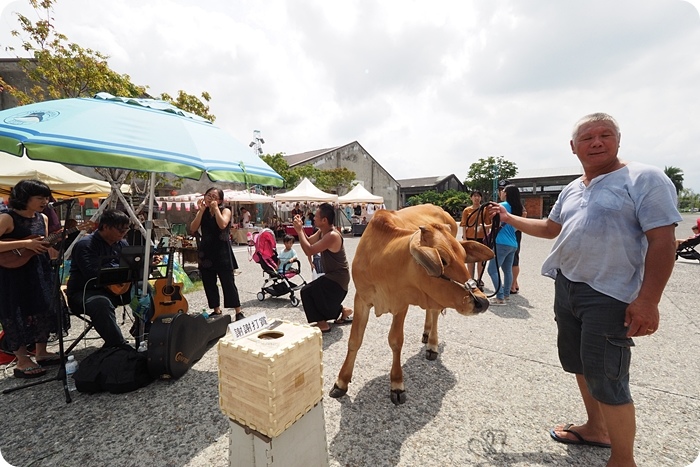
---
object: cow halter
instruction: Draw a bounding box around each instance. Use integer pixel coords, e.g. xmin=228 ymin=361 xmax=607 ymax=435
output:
xmin=439 ymin=274 xmax=481 ymax=302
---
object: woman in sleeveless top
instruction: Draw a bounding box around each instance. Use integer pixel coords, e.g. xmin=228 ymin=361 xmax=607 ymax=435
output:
xmin=295 ymin=203 xmax=353 ymax=332
xmin=190 ymin=187 xmax=244 ymax=320
xmin=0 ymin=180 xmax=63 ymax=378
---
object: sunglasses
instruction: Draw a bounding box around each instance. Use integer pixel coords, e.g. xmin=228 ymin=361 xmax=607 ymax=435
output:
xmin=113 ymin=225 xmax=130 ymax=233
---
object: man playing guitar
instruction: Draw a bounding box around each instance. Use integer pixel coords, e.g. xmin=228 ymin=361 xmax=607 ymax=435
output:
xmin=66 ymin=209 xmax=142 ymax=348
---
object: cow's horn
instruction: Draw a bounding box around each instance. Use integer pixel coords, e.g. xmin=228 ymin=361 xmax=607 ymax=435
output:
xmin=409 ymin=229 xmax=443 ymax=277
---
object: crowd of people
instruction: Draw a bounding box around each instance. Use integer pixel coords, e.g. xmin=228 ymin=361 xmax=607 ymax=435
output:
xmin=3 ymin=112 xmax=697 ymax=467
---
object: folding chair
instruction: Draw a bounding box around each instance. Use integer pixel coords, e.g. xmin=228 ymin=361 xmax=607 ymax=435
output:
xmin=60 ymin=286 xmax=96 ymax=354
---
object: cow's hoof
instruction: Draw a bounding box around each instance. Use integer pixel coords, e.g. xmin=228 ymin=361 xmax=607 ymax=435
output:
xmin=390 ymin=389 xmax=406 ymax=405
xmin=329 ymin=383 xmax=347 ymax=399
xmin=425 ymin=349 xmax=438 ymax=361
xmin=421 ymin=333 xmax=429 ymax=344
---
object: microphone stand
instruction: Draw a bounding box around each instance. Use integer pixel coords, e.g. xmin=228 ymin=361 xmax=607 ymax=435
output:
xmin=3 ymin=199 xmax=75 ymax=402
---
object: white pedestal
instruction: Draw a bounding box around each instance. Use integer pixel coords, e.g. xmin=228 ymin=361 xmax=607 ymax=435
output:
xmin=228 ymin=400 xmax=329 ymax=467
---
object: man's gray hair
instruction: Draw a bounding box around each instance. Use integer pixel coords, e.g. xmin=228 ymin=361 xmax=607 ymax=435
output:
xmin=572 ymin=112 xmax=620 ymax=141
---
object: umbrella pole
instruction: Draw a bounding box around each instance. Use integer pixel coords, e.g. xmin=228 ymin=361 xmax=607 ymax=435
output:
xmin=137 ymin=173 xmax=156 ymax=346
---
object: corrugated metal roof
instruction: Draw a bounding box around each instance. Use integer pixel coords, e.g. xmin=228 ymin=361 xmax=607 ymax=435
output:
xmin=283 ymin=146 xmax=341 ymax=166
xmin=397 ymin=175 xmax=451 ymax=188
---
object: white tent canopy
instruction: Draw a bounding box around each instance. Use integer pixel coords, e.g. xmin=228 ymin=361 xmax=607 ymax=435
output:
xmin=156 ymin=189 xmax=275 ymax=210
xmin=338 ymin=184 xmax=384 ymax=204
xmin=274 ymin=178 xmax=338 ymax=203
xmin=0 ymin=152 xmax=128 ymax=198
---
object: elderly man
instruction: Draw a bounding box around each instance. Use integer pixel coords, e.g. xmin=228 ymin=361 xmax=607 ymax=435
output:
xmin=489 ymin=113 xmax=681 ymax=467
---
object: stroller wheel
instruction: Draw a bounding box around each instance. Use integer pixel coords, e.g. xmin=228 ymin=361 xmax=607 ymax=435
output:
xmin=290 ymin=296 xmax=300 ymax=307
xmin=257 ymin=292 xmax=265 ymax=301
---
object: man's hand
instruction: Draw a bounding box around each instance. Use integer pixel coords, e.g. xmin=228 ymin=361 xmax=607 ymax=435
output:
xmin=487 ymin=202 xmax=508 ymax=221
xmin=292 ymin=215 xmax=303 ymax=233
xmin=624 ymin=298 xmax=660 ymax=337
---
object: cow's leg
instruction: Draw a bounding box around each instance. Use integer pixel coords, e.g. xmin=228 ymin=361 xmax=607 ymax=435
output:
xmin=422 ymin=312 xmax=431 ymax=344
xmin=389 ymin=309 xmax=408 ymax=405
xmin=424 ymin=309 xmax=440 ymax=361
xmin=330 ymin=296 xmax=370 ymax=398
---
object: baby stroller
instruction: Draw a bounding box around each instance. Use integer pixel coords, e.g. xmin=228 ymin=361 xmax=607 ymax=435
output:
xmin=676 ymin=236 xmax=700 ymax=263
xmin=252 ymin=229 xmax=307 ymax=306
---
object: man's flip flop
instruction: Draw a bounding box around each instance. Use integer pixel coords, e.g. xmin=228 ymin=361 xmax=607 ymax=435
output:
xmin=335 ymin=316 xmax=353 ymax=325
xmin=13 ymin=366 xmax=47 ymax=379
xmin=549 ymin=424 xmax=611 ymax=448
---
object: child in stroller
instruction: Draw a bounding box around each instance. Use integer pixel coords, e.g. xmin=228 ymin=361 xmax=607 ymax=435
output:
xmin=676 ymin=219 xmax=700 ymax=262
xmin=253 ymin=230 xmax=307 ymax=306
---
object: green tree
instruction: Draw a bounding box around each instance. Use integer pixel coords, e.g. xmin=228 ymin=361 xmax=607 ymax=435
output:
xmin=2 ymin=0 xmax=147 ymax=103
xmin=0 ymin=0 xmax=216 ymax=201
xmin=663 ymin=166 xmax=684 ymax=195
xmin=406 ymin=189 xmax=471 ymax=218
xmin=314 ymin=167 xmax=356 ymax=193
xmin=260 ymin=153 xmax=292 ymax=187
xmin=464 ymin=156 xmax=518 ymax=201
xmin=678 ymin=188 xmax=699 ymax=212
xmin=159 ymin=90 xmax=216 ymax=122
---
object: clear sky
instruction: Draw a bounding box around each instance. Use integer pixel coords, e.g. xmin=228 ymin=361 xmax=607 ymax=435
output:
xmin=1 ymin=0 xmax=699 ymax=191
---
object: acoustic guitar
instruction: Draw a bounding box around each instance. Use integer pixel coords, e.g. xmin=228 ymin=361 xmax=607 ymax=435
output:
xmin=0 ymin=221 xmax=94 ymax=269
xmin=152 ymin=248 xmax=188 ymax=321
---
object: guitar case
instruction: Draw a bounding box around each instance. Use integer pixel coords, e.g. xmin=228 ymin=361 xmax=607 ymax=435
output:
xmin=147 ymin=313 xmax=231 ymax=379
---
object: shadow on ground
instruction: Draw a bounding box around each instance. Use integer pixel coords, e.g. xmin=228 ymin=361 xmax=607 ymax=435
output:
xmin=328 ymin=346 xmax=456 ymax=466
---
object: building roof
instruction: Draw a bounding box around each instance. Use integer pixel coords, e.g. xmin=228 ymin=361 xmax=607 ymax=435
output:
xmin=283 ymin=146 xmax=341 ymax=166
xmin=397 ymin=175 xmax=454 ymax=188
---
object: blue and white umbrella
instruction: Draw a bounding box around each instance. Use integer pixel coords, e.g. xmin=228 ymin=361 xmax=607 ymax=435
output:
xmin=0 ymin=92 xmax=283 ymax=186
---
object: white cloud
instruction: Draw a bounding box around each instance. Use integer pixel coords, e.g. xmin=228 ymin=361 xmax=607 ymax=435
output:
xmin=1 ymin=0 xmax=699 ymax=190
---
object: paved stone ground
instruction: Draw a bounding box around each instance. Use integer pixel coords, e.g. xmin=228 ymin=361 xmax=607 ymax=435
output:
xmin=1 ymin=214 xmax=698 ymax=466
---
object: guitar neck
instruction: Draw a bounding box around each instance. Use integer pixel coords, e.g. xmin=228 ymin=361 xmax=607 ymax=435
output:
xmin=46 ymin=226 xmax=79 ymax=245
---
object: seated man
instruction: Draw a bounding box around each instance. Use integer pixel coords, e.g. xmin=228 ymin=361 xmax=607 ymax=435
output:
xmin=66 ymin=209 xmax=134 ymax=348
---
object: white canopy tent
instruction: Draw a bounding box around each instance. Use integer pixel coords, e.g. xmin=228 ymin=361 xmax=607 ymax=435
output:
xmin=337 ymin=184 xmax=384 ymax=205
xmin=274 ymin=178 xmax=338 ymax=203
xmin=0 ymin=152 xmax=129 ymax=198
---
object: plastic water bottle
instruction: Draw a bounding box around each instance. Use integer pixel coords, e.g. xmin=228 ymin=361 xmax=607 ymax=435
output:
xmin=201 ymin=307 xmax=210 ymax=319
xmin=65 ymin=355 xmax=78 ymax=392
xmin=138 ymin=341 xmax=148 ymax=353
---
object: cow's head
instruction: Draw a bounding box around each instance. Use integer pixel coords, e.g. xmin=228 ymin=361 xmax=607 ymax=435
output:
xmin=409 ymin=224 xmax=494 ymax=314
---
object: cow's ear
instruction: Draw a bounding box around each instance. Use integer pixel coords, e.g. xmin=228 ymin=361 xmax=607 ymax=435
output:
xmin=410 ymin=229 xmax=444 ymax=277
xmin=460 ymin=240 xmax=495 ymax=263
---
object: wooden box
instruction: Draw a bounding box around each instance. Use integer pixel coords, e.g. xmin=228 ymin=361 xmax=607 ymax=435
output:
xmin=218 ymin=321 xmax=323 ymax=438
xmin=228 ymin=400 xmax=329 ymax=467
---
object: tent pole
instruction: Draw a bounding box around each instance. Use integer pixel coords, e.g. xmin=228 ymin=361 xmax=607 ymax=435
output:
xmin=138 ymin=172 xmax=156 ymax=344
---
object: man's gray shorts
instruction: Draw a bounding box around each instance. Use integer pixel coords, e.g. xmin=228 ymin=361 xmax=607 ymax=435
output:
xmin=554 ymin=272 xmax=635 ymax=405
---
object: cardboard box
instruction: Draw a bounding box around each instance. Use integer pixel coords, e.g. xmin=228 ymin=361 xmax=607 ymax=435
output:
xmin=218 ymin=321 xmax=323 ymax=437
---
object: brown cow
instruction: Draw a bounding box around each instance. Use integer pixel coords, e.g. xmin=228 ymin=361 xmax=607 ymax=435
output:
xmin=329 ymin=204 xmax=494 ymax=404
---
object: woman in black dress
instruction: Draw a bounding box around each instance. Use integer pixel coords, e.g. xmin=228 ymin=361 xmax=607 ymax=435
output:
xmin=189 ymin=187 xmax=243 ymax=320
xmin=0 ymin=180 xmax=64 ymax=378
